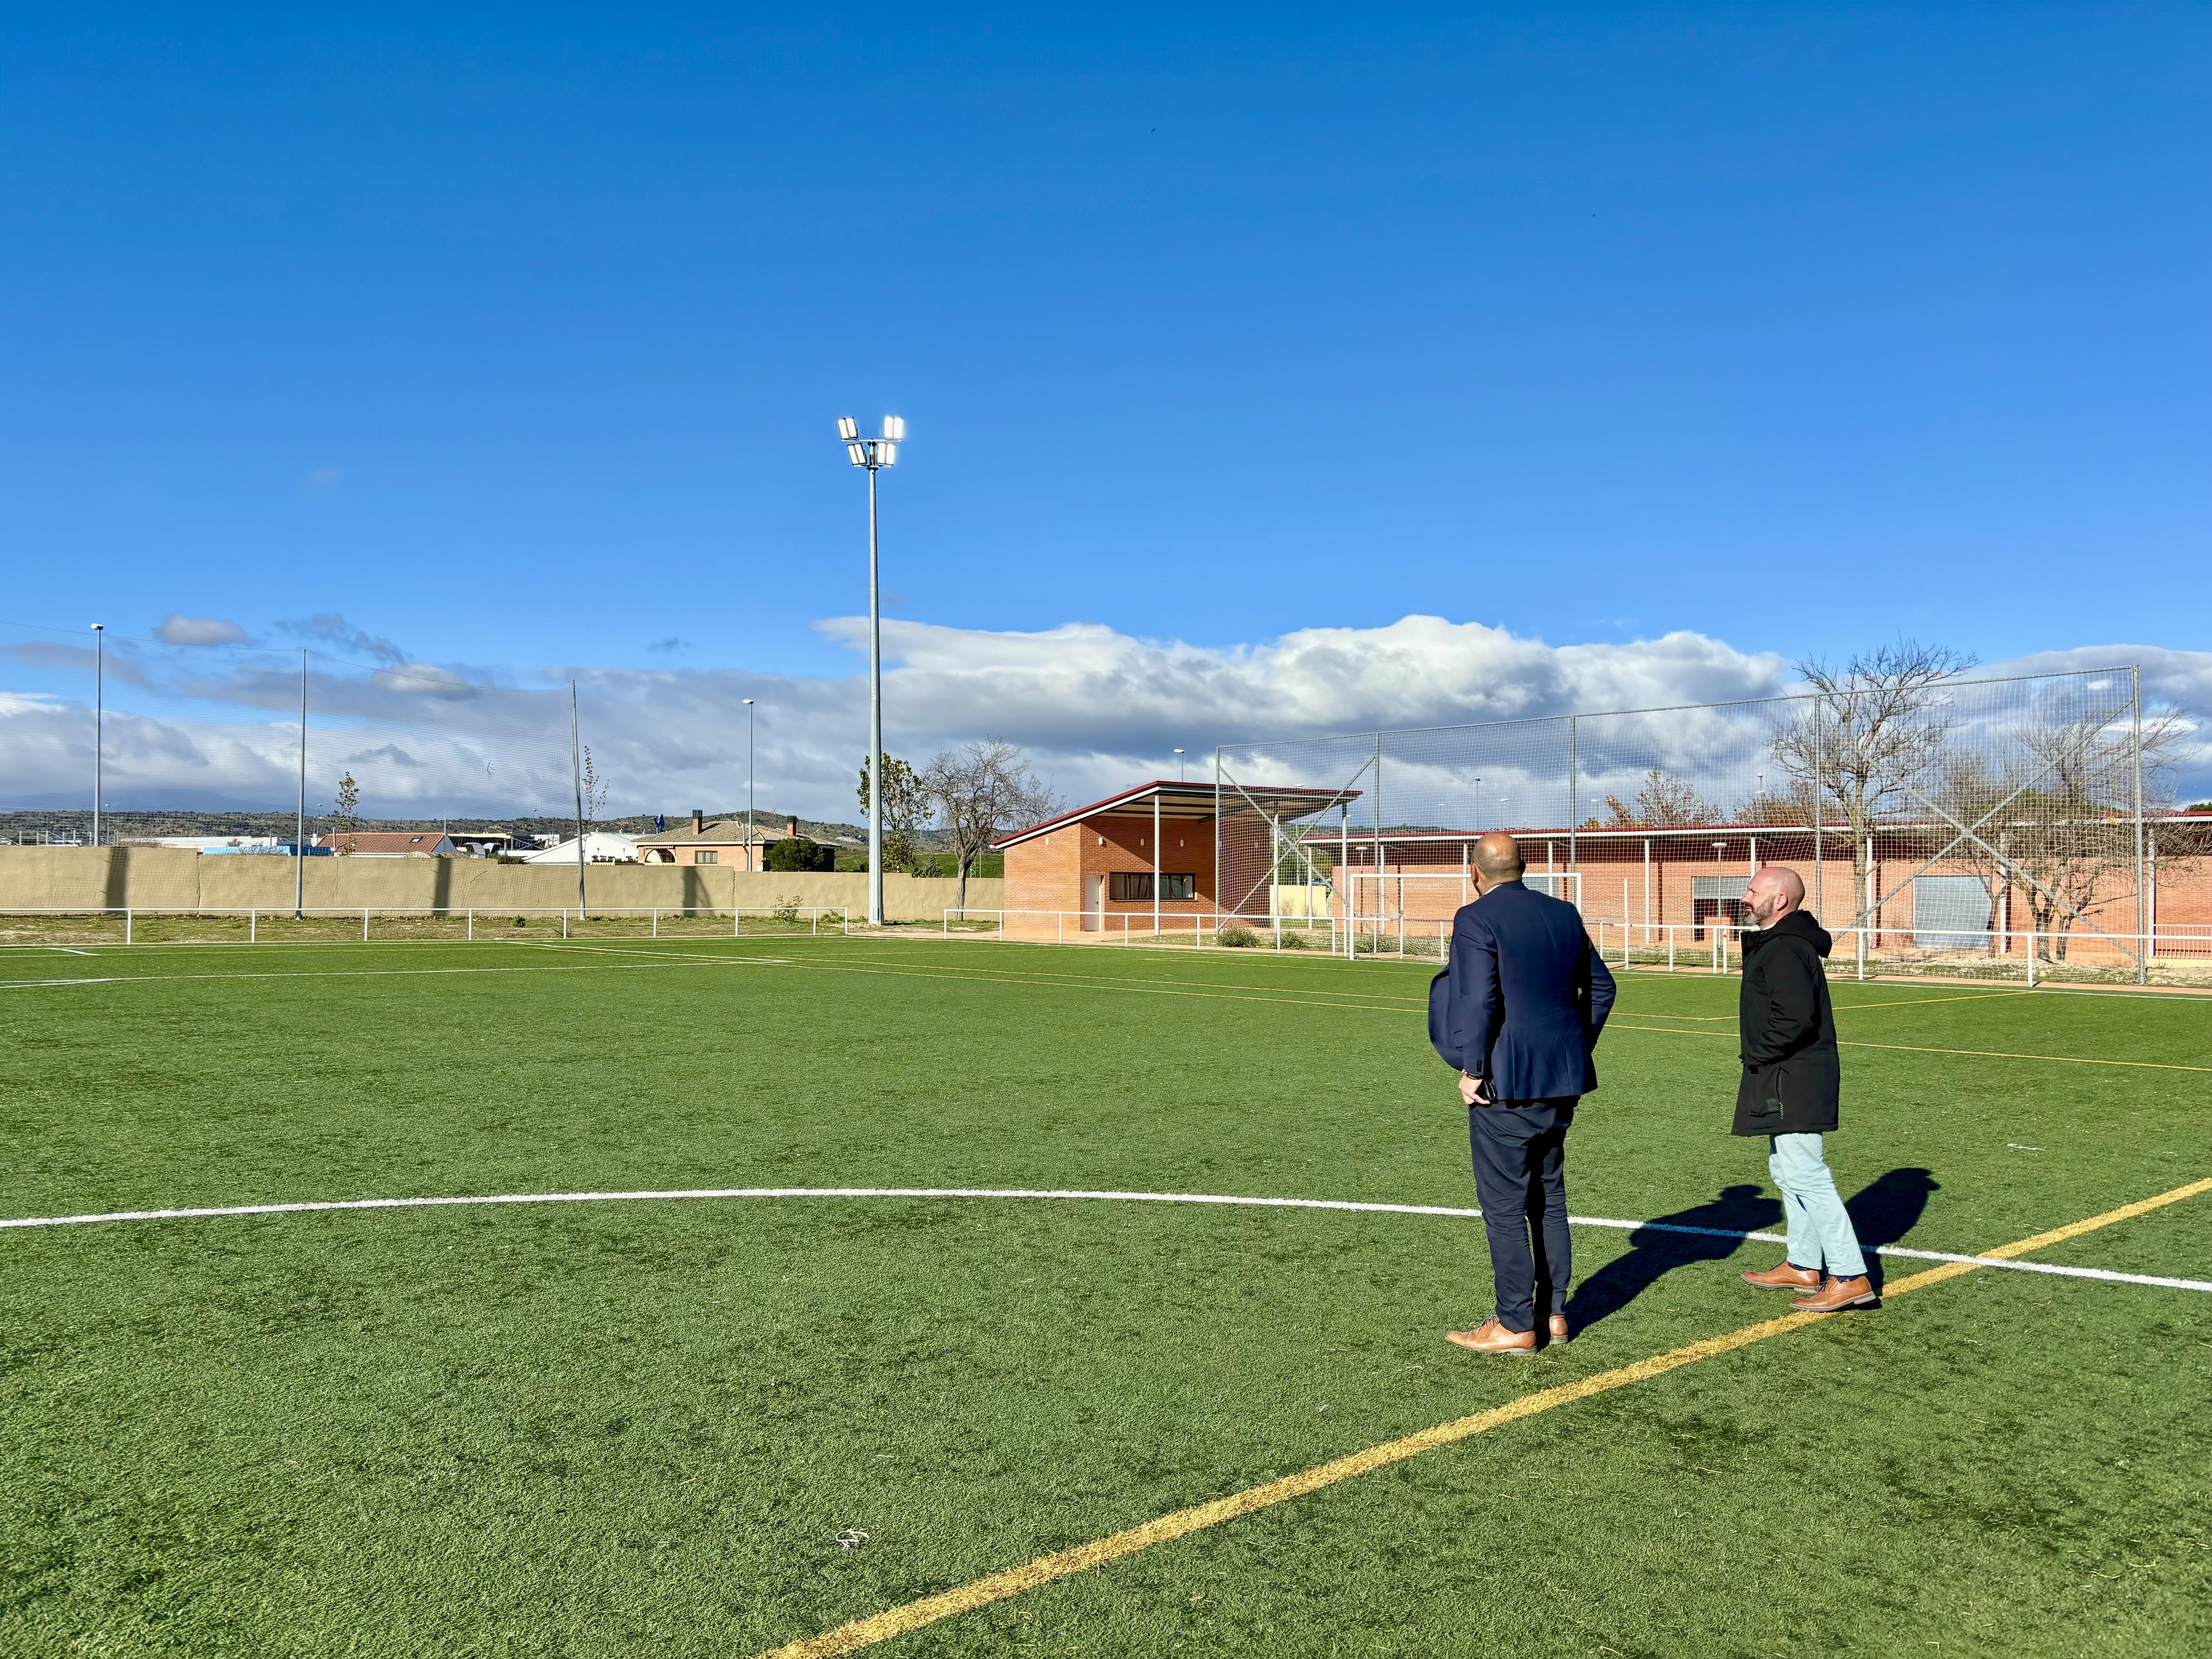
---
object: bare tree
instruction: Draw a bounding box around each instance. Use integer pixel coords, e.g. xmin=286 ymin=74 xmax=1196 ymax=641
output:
xmin=1995 ymin=700 xmax=2181 ymax=960
xmin=1603 ymin=768 xmax=1721 ymax=828
xmin=1770 ymin=639 xmax=1977 ymax=919
xmin=857 ymin=752 xmax=930 ymax=874
xmin=580 ymin=746 xmax=610 ymax=828
xmin=923 ymin=739 xmax=1058 ymax=912
xmin=333 ymin=771 xmax=361 ymax=855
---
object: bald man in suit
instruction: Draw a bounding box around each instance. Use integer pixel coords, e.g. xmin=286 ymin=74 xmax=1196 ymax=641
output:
xmin=1429 ymin=832 xmax=1616 ymax=1355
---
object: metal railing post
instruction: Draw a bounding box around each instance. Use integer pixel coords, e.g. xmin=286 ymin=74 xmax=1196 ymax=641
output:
xmin=249 ymin=908 xmax=256 ymax=944
xmin=362 ymin=907 xmax=369 ymax=942
xmin=124 ymin=907 xmax=132 ymax=944
xmin=467 ymin=908 xmax=474 ymax=941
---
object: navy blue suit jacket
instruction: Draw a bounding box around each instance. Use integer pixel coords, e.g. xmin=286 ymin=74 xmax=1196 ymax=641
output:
xmin=1430 ymin=880 xmax=1616 ymax=1100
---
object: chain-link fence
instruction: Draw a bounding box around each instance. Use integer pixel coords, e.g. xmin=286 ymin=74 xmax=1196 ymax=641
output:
xmin=1218 ymin=666 xmax=2209 ymax=985
xmin=0 ymin=617 xmax=609 ymax=842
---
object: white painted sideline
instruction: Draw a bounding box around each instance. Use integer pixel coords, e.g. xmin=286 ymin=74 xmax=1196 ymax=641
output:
xmin=3 ymin=1185 xmax=2205 ymax=1294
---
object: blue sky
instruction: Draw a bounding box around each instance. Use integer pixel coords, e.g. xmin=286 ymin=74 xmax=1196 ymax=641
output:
xmin=2 ymin=7 xmax=2208 ymax=814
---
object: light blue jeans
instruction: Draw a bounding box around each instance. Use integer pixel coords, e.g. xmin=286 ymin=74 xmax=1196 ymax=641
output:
xmin=1768 ymin=1133 xmax=1867 ymax=1278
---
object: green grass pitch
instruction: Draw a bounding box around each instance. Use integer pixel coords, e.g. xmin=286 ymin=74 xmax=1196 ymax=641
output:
xmin=3 ymin=934 xmax=2208 ymax=1656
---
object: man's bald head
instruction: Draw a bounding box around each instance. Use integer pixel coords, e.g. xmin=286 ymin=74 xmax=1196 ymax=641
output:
xmin=1470 ymin=832 xmax=1525 ymax=883
xmin=1744 ymin=864 xmax=1805 ymax=926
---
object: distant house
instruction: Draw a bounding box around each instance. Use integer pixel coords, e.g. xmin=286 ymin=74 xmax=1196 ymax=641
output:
xmin=635 ymin=809 xmax=772 ymax=868
xmin=313 ymin=831 xmax=456 ymax=858
xmin=517 ymin=831 xmax=639 ymax=865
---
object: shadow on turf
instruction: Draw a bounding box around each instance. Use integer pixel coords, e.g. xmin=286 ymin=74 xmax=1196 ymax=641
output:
xmin=1560 ymin=1167 xmax=1939 ymax=1327
xmin=1563 ymin=1184 xmax=1780 ymax=1332
xmin=1845 ymin=1166 xmax=1941 ymax=1292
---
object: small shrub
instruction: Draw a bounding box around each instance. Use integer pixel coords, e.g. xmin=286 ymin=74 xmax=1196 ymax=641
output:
xmin=765 ymin=836 xmax=836 ymax=872
xmin=773 ymin=895 xmax=804 ymax=926
xmin=1217 ymin=925 xmax=1259 ymax=948
xmin=1278 ymin=930 xmax=1309 ymax=950
xmin=514 ymin=916 xmax=527 ymax=926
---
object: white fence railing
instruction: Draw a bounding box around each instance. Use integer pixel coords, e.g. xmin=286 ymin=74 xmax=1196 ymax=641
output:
xmin=0 ymin=905 xmax=851 ymax=945
xmin=943 ymin=907 xmax=2209 ymax=985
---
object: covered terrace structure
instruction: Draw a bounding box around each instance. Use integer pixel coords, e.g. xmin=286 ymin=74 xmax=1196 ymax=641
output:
xmin=995 ymin=780 xmax=1356 ymax=943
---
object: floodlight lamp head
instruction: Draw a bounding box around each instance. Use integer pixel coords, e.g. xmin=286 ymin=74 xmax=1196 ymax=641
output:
xmin=882 ymin=415 xmax=905 ymax=441
xmin=743 ymin=698 xmax=755 ymax=706
xmin=837 ymin=416 xmax=858 ymax=441
xmin=846 ymin=441 xmax=867 ymax=466
xmin=876 ymin=440 xmax=897 ymax=467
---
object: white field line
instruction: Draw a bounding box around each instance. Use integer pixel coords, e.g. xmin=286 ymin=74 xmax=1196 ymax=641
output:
xmin=2 ymin=1185 xmax=2203 ymax=1294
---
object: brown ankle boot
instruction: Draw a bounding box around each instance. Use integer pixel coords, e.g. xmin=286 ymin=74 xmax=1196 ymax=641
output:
xmin=1741 ymin=1260 xmax=1822 ymax=1291
xmin=1791 ymin=1274 xmax=1877 ymax=1312
xmin=1445 ymin=1318 xmax=1537 ymax=1355
xmin=1547 ymin=1314 xmax=1570 ymax=1345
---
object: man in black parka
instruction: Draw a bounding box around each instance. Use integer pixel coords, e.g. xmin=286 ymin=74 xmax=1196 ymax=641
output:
xmin=1733 ymin=865 xmax=1874 ymax=1312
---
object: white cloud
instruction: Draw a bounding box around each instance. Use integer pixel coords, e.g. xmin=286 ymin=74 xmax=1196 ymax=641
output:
xmin=2 ymin=615 xmax=2206 ymax=820
xmin=153 ymin=613 xmax=250 ymax=647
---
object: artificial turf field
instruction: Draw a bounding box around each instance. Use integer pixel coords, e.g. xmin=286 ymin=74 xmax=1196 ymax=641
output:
xmin=3 ymin=934 xmax=2209 ymax=1658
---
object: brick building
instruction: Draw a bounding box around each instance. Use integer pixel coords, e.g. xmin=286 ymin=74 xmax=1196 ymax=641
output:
xmin=994 ymin=780 xmax=1353 ymax=941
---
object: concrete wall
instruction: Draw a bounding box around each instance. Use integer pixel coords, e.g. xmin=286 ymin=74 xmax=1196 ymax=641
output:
xmin=0 ymin=848 xmax=1001 ymax=923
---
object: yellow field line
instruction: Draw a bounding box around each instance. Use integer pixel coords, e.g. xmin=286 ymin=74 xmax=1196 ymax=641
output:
xmin=549 ymin=941 xmax=1425 ymax=1007
xmin=529 ymin=944 xmax=2211 ymax=1075
xmin=1607 ymin=1020 xmax=2212 ymax=1074
xmin=1628 ymin=989 xmax=2037 ymax=1024
xmin=751 ymin=1176 xmax=2212 ymax=1659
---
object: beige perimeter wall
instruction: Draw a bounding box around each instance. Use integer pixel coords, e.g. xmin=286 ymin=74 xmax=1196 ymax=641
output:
xmin=0 ymin=848 xmax=1003 ymax=923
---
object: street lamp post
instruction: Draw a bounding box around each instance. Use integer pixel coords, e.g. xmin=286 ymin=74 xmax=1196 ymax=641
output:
xmin=1173 ymin=748 xmax=1184 ymax=781
xmin=837 ymin=414 xmax=903 ymax=928
xmin=744 ymin=699 xmax=756 ymax=872
xmin=91 ymin=624 xmax=104 ymax=847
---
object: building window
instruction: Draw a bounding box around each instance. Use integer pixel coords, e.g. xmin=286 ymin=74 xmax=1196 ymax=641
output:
xmin=1109 ymin=872 xmax=1196 ymax=902
xmin=694 ymin=850 xmax=718 ymax=865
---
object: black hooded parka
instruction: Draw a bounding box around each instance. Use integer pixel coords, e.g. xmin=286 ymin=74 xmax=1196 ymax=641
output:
xmin=1733 ymin=908 xmax=1842 ymax=1137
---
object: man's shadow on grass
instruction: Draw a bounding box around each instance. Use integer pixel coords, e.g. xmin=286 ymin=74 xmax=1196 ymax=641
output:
xmin=1564 ymin=1184 xmax=1781 ymax=1333
xmin=1844 ymin=1166 xmax=1941 ymax=1292
xmin=1563 ymin=1167 xmax=1942 ymax=1330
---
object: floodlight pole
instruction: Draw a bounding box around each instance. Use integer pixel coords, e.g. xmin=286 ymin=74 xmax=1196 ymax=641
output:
xmin=744 ymin=698 xmax=756 ymax=872
xmin=867 ymin=464 xmax=883 ymax=926
xmin=838 ymin=415 xmax=903 ymax=929
xmin=295 ymin=650 xmax=307 ymax=918
xmin=91 ymin=623 xmax=104 ymax=847
xmin=571 ymin=681 xmax=589 ymax=921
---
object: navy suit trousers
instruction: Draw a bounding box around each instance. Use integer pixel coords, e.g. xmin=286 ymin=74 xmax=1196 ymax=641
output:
xmin=1468 ymin=1098 xmax=1578 ymax=1332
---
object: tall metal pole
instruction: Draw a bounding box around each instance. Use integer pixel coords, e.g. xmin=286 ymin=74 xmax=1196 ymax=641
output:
xmin=295 ymin=651 xmax=307 ymax=919
xmin=2133 ymin=665 xmax=2145 ymax=984
xmin=1567 ymin=714 xmax=1578 ymax=878
xmin=1152 ymin=790 xmax=1162 ymax=939
xmin=571 ymin=681 xmax=589 ymax=921
xmin=1371 ymin=733 xmax=1384 ymax=950
xmin=91 ymin=624 xmax=104 ymax=847
xmin=744 ymin=698 xmax=756 ymax=871
xmin=867 ymin=465 xmax=884 ymax=927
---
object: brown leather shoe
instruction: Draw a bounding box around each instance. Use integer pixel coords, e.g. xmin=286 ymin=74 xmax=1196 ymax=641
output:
xmin=1791 ymin=1274 xmax=1877 ymax=1312
xmin=1547 ymin=1314 xmax=1570 ymax=1346
xmin=1742 ymin=1260 xmax=1822 ymax=1291
xmin=1446 ymin=1318 xmax=1537 ymax=1355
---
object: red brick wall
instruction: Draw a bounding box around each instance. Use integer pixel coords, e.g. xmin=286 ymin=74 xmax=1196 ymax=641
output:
xmin=1000 ymin=812 xmax=1216 ymax=938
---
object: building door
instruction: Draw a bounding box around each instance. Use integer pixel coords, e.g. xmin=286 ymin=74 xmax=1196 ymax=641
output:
xmin=1082 ymin=875 xmax=1104 ymax=931
xmin=1913 ymin=875 xmax=1990 ymax=950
